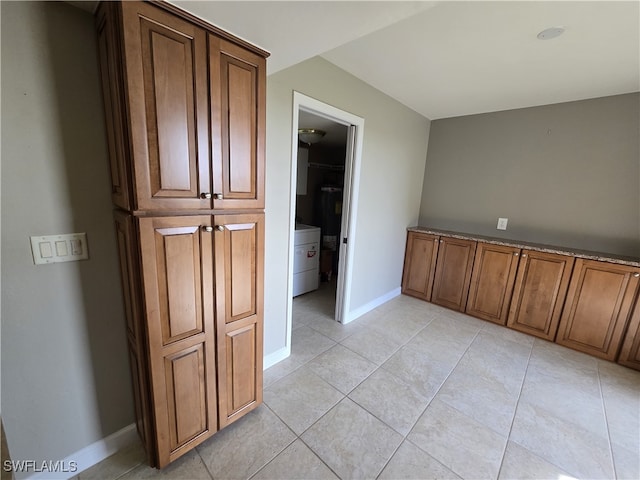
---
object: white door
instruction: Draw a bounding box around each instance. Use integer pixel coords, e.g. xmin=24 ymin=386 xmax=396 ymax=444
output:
xmin=335 ymin=125 xmax=356 ymax=323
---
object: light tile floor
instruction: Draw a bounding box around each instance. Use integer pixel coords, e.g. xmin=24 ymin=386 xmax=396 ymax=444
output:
xmin=79 ymin=283 xmax=640 ymax=480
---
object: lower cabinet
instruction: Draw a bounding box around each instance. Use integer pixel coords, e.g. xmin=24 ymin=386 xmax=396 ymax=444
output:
xmin=119 ymin=213 xmax=263 ymax=467
xmin=401 ymin=230 xmax=640 ymax=369
xmin=506 ymin=250 xmax=574 ymax=340
xmin=618 ymin=299 xmax=640 ymax=370
xmin=465 ymin=243 xmax=520 ymax=325
xmin=556 ymin=259 xmax=640 ymax=361
xmin=401 ymin=232 xmax=439 ymax=300
xmin=431 ymin=237 xmax=476 ymax=312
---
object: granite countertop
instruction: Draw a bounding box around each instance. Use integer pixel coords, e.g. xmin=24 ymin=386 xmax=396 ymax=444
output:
xmin=407 ymin=226 xmax=640 ymax=268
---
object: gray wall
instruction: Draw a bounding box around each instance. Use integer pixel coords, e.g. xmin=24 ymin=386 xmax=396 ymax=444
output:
xmin=265 ymin=57 xmax=430 ymax=355
xmin=419 ymin=94 xmax=640 ymax=257
xmin=1 ymin=1 xmax=133 ymax=472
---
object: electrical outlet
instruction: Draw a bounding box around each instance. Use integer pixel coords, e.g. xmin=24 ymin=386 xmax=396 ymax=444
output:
xmin=497 ymin=218 xmax=508 ymax=230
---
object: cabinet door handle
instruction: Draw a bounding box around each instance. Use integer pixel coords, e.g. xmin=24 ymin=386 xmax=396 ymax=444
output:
xmin=513 ymin=252 xmax=519 ymax=256
xmin=213 ymin=193 xmax=223 ymax=200
xmin=522 ymin=254 xmax=527 ymax=258
xmin=439 ymin=240 xmax=443 ymax=243
xmin=434 ymin=238 xmax=438 ymax=242
xmin=215 ymin=225 xmax=225 ymax=232
xmin=202 ymin=226 xmax=213 ymax=232
xmin=634 ymin=273 xmax=640 ymax=278
xmin=200 ymin=192 xmax=212 ymax=199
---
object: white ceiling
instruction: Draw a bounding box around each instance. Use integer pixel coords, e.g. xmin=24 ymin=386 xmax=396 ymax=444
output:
xmin=172 ymin=1 xmax=437 ymax=73
xmin=322 ymin=1 xmax=640 ymax=119
xmin=73 ymin=1 xmax=639 ymax=120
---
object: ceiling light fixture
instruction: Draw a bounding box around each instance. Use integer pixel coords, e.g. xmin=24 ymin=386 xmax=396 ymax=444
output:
xmin=298 ymin=128 xmax=326 ymax=145
xmin=537 ymin=26 xmax=565 ymax=40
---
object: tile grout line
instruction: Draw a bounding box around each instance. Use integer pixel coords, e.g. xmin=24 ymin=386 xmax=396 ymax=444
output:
xmin=596 ymin=361 xmax=619 ymax=479
xmin=244 ymin=403 xmax=304 ymax=480
xmin=380 ymin=318 xmax=484 ymax=479
xmin=296 ymin=434 xmax=344 ymax=479
xmin=494 ymin=334 xmax=535 ymax=479
xmin=194 ymin=443 xmax=215 ymax=480
xmin=281 ymin=307 xmax=437 ymax=479
xmin=499 ymin=339 xmax=592 ymax=479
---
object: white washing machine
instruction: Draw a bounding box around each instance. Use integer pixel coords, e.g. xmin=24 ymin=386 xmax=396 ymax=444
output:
xmin=293 ymin=224 xmax=321 ymax=296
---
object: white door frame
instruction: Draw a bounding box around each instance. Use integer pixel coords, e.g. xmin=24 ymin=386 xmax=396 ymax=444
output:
xmin=286 ymin=92 xmax=364 ymax=347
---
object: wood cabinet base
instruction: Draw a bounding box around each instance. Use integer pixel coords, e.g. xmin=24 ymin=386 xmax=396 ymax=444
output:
xmin=506 ymin=250 xmax=574 ymax=341
xmin=618 ymin=300 xmax=640 ymax=370
xmin=556 ymin=259 xmax=639 ymax=361
xmin=401 ymin=230 xmax=640 ymax=370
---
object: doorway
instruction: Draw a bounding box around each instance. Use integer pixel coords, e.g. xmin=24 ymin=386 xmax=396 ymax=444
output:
xmin=287 ymin=92 xmax=364 ymax=339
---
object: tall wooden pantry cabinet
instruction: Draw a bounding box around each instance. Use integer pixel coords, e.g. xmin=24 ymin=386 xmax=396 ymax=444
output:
xmin=96 ymin=1 xmax=268 ymax=467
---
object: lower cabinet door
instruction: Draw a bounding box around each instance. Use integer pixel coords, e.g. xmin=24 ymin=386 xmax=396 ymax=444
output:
xmin=618 ymin=299 xmax=640 ymax=370
xmin=138 ymin=216 xmax=218 ymax=467
xmin=465 ymin=242 xmax=520 ymax=325
xmin=214 ymin=213 xmax=264 ymax=427
xmin=506 ymin=250 xmax=574 ymax=340
xmin=431 ymin=237 xmax=477 ymax=312
xmin=113 ymin=212 xmax=155 ymax=465
xmin=401 ymin=232 xmax=439 ymax=300
xmin=556 ymin=259 xmax=640 ymax=360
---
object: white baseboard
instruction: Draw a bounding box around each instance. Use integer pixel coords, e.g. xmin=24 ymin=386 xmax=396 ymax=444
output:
xmin=344 ymin=287 xmax=401 ymax=324
xmin=263 ymin=346 xmax=290 ymax=370
xmin=22 ymin=423 xmax=137 ymax=480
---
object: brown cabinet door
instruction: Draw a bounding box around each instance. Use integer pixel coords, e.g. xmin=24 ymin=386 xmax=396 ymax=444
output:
xmin=210 ymin=36 xmax=266 ymax=209
xmin=556 ymin=259 xmax=640 ymax=360
xmin=214 ymin=214 xmax=264 ymax=427
xmin=507 ymin=250 xmax=574 ymax=340
xmin=617 ymin=298 xmax=640 ymax=370
xmin=431 ymin=238 xmax=477 ymax=312
xmin=138 ymin=216 xmax=217 ymax=467
xmin=122 ymin=2 xmax=211 ymax=211
xmin=113 ymin=212 xmax=155 ymax=465
xmin=466 ymin=243 xmax=520 ymax=325
xmin=401 ymin=232 xmax=439 ymax=300
xmin=96 ymin=4 xmax=131 ymax=210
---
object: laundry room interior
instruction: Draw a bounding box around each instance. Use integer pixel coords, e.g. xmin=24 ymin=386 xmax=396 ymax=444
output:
xmin=293 ymin=111 xmax=348 ymax=301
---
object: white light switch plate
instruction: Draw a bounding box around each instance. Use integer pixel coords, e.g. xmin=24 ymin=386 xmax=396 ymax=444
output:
xmin=497 ymin=218 xmax=508 ymax=230
xmin=30 ymin=233 xmax=89 ymax=265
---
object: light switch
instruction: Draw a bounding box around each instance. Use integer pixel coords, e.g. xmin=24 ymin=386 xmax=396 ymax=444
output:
xmin=30 ymin=233 xmax=89 ymax=265
xmin=39 ymin=242 xmax=53 ymax=258
xmin=55 ymin=241 xmax=68 ymax=256
xmin=70 ymin=239 xmax=82 ymax=256
xmin=497 ymin=218 xmax=508 ymax=230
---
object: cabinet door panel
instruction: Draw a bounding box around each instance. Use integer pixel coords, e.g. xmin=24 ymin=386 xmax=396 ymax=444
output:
xmin=226 ymin=323 xmax=258 ymax=414
xmin=218 ymin=220 xmax=260 ymax=324
xmin=556 ymin=259 xmax=639 ymax=360
xmin=152 ymin=226 xmax=203 ymax=344
xmin=507 ymin=251 xmax=574 ymax=340
xmin=618 ymin=300 xmax=640 ymax=370
xmin=97 ymin=5 xmax=130 ymax=210
xmin=466 ymin=243 xmax=520 ymax=325
xmin=165 ymin=345 xmax=207 ymax=449
xmin=401 ymin=232 xmax=439 ymax=300
xmin=431 ymin=238 xmax=476 ymax=312
xmin=210 ymin=36 xmax=265 ymax=209
xmin=214 ymin=214 xmax=264 ymax=427
xmin=122 ymin=2 xmax=210 ymax=210
xmin=139 ymin=216 xmax=217 ymax=467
